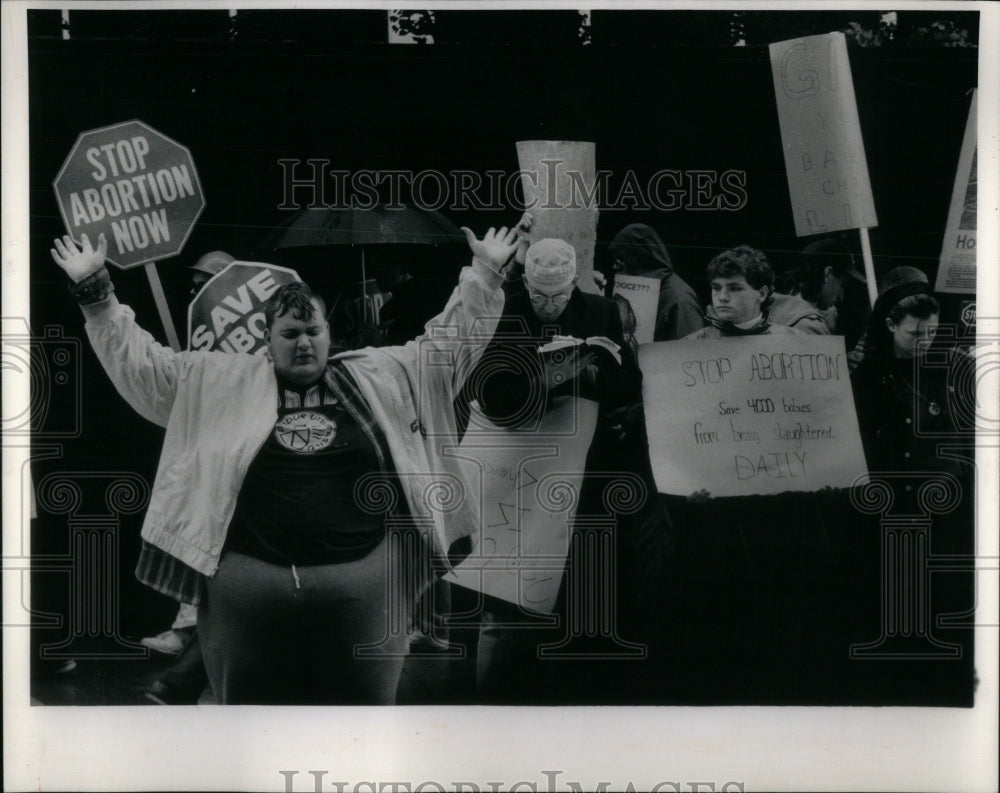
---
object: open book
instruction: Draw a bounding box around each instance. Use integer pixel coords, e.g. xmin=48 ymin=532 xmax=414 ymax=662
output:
xmin=537 ymin=335 xmax=622 ymax=366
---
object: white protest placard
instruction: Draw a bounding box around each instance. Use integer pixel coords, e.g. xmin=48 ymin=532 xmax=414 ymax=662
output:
xmin=613 ymin=273 xmax=659 ymax=345
xmin=445 ymin=396 xmax=598 ymax=613
xmin=187 ymin=261 xmax=301 ymax=354
xmin=639 ymin=335 xmax=868 ymax=497
xmin=517 ymin=140 xmax=600 ymax=294
xmin=935 ymin=89 xmax=977 ymax=295
xmin=769 ymin=33 xmax=878 ymax=237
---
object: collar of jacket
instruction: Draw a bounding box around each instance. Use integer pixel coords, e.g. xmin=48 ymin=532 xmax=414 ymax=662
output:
xmin=704 ymin=310 xmax=773 ymax=336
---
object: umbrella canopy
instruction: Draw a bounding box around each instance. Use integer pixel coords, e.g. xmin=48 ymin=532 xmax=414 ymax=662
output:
xmin=257 ymin=205 xmax=465 ymax=250
xmin=254 ymin=205 xmax=468 ymax=349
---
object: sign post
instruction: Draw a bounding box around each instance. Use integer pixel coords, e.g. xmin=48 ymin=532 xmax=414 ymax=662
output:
xmin=53 ymin=119 xmax=206 ymax=349
xmin=769 ymin=33 xmax=879 ymax=306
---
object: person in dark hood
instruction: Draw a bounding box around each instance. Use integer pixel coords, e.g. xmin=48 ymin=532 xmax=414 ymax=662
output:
xmin=608 ymin=223 xmax=703 ymax=340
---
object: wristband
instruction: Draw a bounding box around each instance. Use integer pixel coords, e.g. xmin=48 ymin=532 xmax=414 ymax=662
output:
xmin=68 ymin=268 xmax=114 ymax=305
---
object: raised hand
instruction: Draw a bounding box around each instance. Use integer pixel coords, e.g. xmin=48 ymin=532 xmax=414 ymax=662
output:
xmin=461 ymin=212 xmax=533 ymax=275
xmin=51 ymin=233 xmax=108 ymax=283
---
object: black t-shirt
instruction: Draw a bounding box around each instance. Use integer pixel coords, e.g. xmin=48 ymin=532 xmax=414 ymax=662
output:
xmin=224 ymin=383 xmax=389 ymax=566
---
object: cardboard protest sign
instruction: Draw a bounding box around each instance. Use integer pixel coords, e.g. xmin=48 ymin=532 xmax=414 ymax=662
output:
xmin=935 ymin=89 xmax=977 ymax=294
xmin=53 ymin=120 xmax=205 ymax=269
xmin=445 ymin=396 xmax=599 ymax=613
xmin=769 ymin=33 xmax=877 ymax=237
xmin=516 ymin=140 xmax=600 ymax=294
xmin=639 ymin=335 xmax=868 ymax=497
xmin=613 ymin=274 xmax=659 ymax=345
xmin=187 ymin=262 xmax=301 ymax=354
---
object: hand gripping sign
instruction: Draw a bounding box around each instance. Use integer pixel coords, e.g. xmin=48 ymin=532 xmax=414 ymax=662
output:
xmin=188 ymin=262 xmax=302 ymax=354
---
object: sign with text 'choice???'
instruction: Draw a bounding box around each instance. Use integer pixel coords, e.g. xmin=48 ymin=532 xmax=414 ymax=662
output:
xmin=639 ymin=335 xmax=868 ymax=497
xmin=53 ymin=120 xmax=205 ymax=269
xmin=188 ymin=262 xmax=301 ymax=354
xmin=445 ymin=396 xmax=598 ymax=613
xmin=613 ymin=273 xmax=659 ymax=345
xmin=769 ymin=33 xmax=877 ymax=237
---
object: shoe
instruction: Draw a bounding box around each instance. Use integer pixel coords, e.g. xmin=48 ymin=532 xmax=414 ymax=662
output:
xmin=140 ymin=628 xmax=192 ymax=656
xmin=408 ymin=628 xmax=451 ymax=653
xmin=144 ymin=679 xmax=202 ymax=705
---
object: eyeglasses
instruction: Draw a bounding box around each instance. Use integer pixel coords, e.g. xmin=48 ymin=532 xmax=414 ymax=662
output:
xmin=527 ymin=290 xmax=571 ymax=310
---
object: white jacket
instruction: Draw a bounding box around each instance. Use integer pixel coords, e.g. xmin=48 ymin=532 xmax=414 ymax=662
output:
xmin=81 ymin=259 xmax=505 ymax=576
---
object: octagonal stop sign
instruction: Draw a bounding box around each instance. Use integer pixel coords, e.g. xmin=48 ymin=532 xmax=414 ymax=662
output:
xmin=53 ymin=120 xmax=205 ymax=269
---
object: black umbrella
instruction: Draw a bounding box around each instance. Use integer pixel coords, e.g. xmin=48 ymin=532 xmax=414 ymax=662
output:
xmin=255 ymin=205 xmax=466 ymax=336
xmin=258 ymin=205 xmax=465 ymax=250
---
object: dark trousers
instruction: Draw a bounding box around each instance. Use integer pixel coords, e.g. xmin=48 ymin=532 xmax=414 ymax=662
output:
xmin=159 ymin=632 xmax=208 ymax=698
xmin=475 ymin=596 xmax=561 ymax=704
xmin=199 ymin=541 xmax=408 ymax=704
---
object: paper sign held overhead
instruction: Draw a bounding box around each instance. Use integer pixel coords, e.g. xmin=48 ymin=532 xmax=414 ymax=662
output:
xmin=935 ymin=89 xmax=977 ymax=295
xmin=770 ymin=33 xmax=877 ymax=237
xmin=640 ymin=335 xmax=868 ymax=498
xmin=53 ymin=120 xmax=206 ymax=269
xmin=188 ymin=261 xmax=301 ymax=354
xmin=516 ymin=140 xmax=600 ymax=294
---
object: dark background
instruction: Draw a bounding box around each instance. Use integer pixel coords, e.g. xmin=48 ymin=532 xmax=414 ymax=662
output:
xmin=25 ymin=8 xmax=979 ymax=698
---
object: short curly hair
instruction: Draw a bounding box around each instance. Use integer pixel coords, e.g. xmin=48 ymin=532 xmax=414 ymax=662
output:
xmin=706 ymin=245 xmax=775 ymax=309
xmin=264 ymin=281 xmax=327 ymax=330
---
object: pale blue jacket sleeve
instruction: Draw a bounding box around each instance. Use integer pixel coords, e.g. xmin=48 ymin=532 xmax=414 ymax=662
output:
xmin=81 ymin=294 xmax=180 ymax=428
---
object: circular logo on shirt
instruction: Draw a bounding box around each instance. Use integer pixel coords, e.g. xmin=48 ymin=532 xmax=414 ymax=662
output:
xmin=274 ymin=410 xmax=337 ymax=453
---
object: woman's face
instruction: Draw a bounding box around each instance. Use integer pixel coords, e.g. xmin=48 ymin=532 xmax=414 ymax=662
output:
xmin=886 ymin=313 xmax=939 ymax=358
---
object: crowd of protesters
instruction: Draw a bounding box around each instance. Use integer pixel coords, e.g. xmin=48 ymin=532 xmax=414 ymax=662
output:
xmin=47 ymin=211 xmax=975 ymax=705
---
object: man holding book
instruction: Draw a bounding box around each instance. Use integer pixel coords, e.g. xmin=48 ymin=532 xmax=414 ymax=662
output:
xmin=475 ymin=238 xmax=637 ymax=426
xmin=468 ymin=238 xmax=671 ymax=702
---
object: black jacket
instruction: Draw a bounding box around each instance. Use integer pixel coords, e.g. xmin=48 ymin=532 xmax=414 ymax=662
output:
xmin=473 ymin=286 xmax=640 ymax=429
